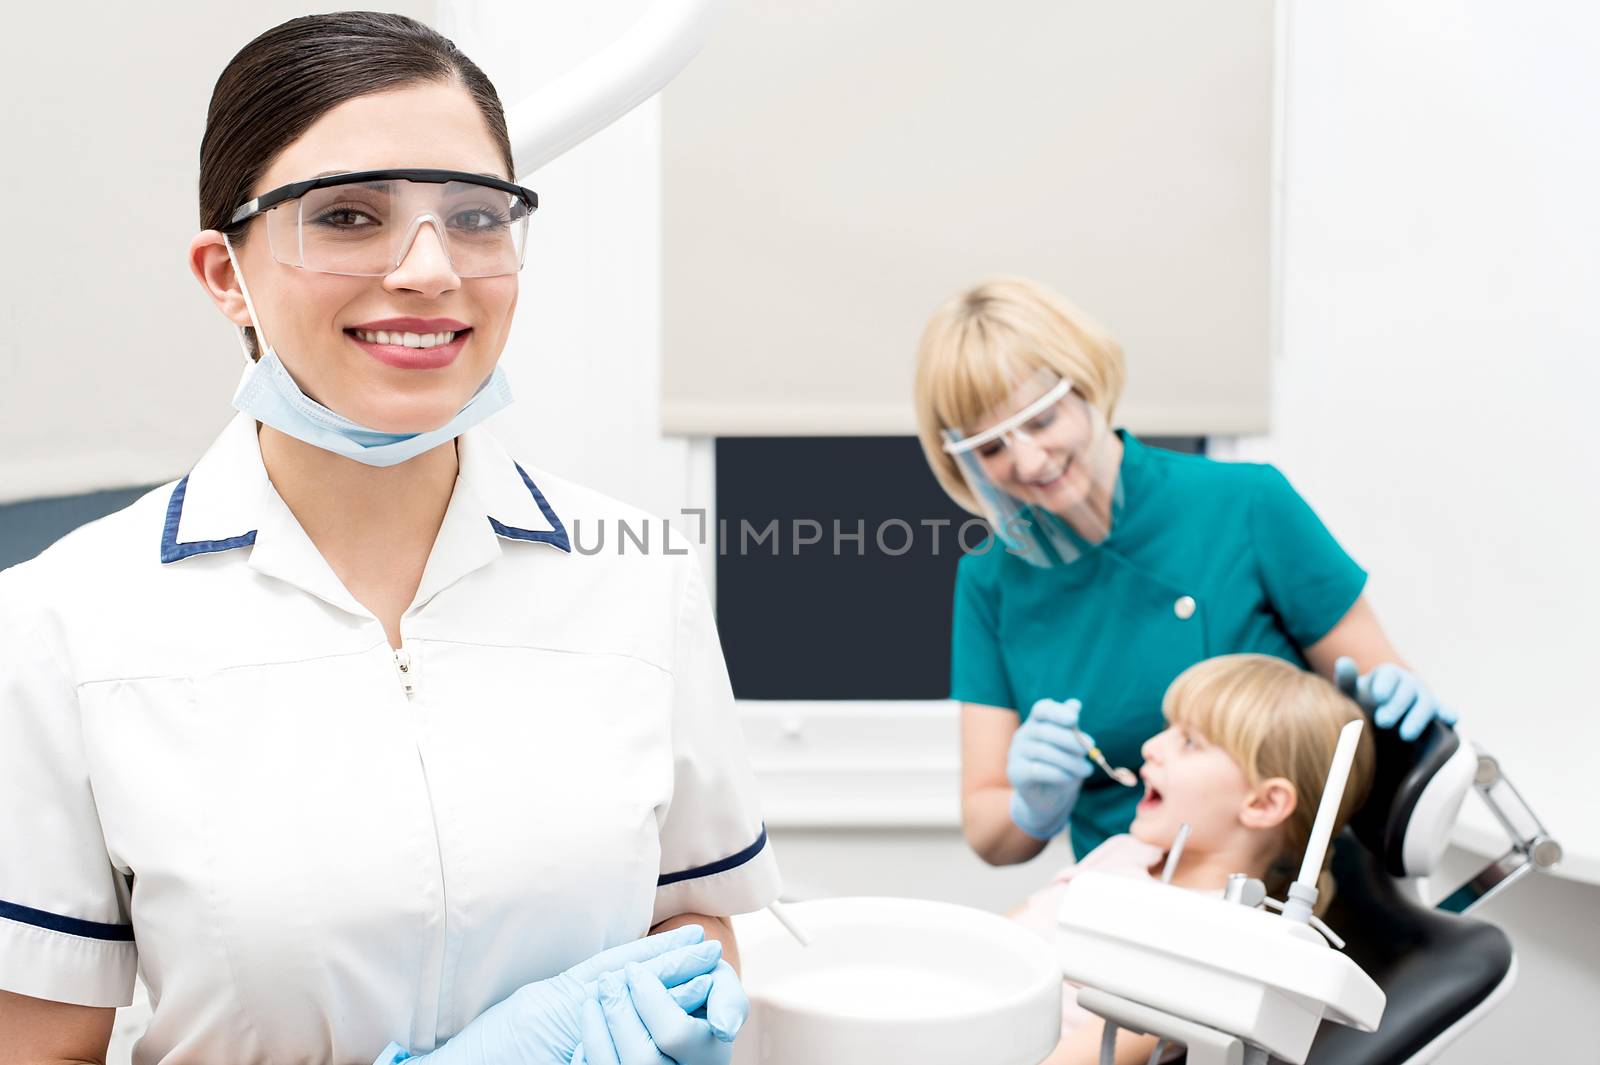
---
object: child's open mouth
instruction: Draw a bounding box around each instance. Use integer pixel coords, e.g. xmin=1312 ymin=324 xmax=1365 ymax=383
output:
xmin=1137 ymin=786 xmax=1163 ymax=813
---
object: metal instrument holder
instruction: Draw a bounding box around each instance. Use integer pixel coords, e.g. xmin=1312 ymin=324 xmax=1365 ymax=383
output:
xmin=1435 ymin=753 xmax=1563 ymax=914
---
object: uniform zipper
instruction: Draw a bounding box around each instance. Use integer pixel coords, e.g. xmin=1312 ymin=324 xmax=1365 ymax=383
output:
xmin=394 ymin=637 xmax=446 ymax=1043
xmin=394 ymin=646 xmax=416 ymax=696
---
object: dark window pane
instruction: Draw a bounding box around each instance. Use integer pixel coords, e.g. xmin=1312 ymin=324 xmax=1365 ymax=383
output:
xmin=715 ymin=436 xmax=1204 ymax=700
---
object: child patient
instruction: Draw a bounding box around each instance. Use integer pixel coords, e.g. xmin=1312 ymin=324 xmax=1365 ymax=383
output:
xmin=1010 ymin=654 xmax=1377 ymax=1065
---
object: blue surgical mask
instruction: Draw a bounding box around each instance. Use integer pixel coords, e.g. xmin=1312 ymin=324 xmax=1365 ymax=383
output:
xmin=222 ymin=234 xmax=513 ymax=467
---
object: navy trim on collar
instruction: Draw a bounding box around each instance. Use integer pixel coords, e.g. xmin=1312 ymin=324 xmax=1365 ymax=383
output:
xmin=487 ymin=463 xmax=571 ymax=552
xmin=0 ymin=897 xmax=135 ymax=942
xmin=162 ymin=458 xmax=569 ymax=564
xmin=656 ymin=825 xmax=769 ymax=887
xmin=159 ymin=476 xmax=257 ymax=564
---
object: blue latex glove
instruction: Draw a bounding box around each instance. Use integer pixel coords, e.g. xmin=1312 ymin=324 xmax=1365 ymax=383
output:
xmin=1335 ymin=656 xmax=1458 ymax=741
xmin=572 ymin=958 xmax=748 ymax=1065
xmin=372 ymin=925 xmax=723 ymax=1065
xmin=1006 ymin=697 xmax=1095 ymax=841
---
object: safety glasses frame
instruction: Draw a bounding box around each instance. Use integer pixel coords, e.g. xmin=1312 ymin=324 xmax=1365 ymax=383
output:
xmin=227 ymin=168 xmax=538 ymax=227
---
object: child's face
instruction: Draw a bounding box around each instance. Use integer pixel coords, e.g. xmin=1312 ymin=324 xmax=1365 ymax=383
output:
xmin=1129 ymin=721 xmax=1256 ymax=852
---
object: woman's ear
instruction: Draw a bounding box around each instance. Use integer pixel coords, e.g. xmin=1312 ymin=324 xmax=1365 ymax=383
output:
xmin=189 ymin=230 xmax=251 ymax=328
xmin=1239 ymin=777 xmax=1297 ymax=831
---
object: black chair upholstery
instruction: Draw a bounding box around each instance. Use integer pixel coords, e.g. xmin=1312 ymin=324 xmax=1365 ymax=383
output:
xmin=1303 ymin=832 xmax=1513 ymax=1064
xmin=1348 ymin=718 xmax=1464 ymax=878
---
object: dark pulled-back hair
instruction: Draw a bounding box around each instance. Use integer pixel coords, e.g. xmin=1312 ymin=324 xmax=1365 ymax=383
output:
xmin=198 ymin=12 xmax=514 ymax=356
xmin=199 ymin=11 xmax=513 ymax=239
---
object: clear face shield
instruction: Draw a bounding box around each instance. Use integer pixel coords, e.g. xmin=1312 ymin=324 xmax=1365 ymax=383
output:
xmin=227 ymin=168 xmax=538 ymax=278
xmin=942 ymin=369 xmax=1122 ymax=567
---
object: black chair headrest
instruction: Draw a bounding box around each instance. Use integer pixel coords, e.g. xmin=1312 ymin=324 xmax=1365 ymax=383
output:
xmin=1348 ymin=715 xmax=1473 ymax=878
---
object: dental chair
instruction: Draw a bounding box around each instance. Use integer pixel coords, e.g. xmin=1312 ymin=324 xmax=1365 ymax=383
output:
xmin=1299 ymin=717 xmax=1560 ymax=1064
xmin=1067 ymin=717 xmax=1562 ymax=1065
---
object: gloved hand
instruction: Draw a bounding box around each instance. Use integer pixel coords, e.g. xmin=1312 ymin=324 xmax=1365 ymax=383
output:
xmin=1006 ymin=697 xmax=1095 ymax=841
xmin=571 ymin=957 xmax=748 ymax=1065
xmin=372 ymin=925 xmax=723 ymax=1065
xmin=1335 ymin=657 xmax=1458 ymax=741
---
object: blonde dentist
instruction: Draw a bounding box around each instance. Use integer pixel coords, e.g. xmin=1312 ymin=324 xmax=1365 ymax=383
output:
xmin=916 ymin=276 xmax=1457 ymax=870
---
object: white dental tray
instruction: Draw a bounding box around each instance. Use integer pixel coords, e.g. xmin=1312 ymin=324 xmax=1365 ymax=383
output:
xmin=731 ymin=897 xmax=1062 ymax=1065
xmin=1056 ymin=872 xmax=1385 ymax=1063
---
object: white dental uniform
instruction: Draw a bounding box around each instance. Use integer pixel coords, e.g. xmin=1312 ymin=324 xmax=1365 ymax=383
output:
xmin=0 ymin=411 xmax=781 ymax=1063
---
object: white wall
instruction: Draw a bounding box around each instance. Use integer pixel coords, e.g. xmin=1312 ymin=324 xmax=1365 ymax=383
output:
xmin=1203 ymin=1 xmax=1600 ymax=1054
xmin=0 ymin=0 xmax=430 ymax=505
xmin=1212 ymin=0 xmax=1600 ymax=881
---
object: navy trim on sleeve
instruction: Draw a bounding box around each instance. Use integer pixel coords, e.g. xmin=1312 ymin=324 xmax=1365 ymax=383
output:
xmin=657 ymin=825 xmax=769 ymax=887
xmin=0 ymin=898 xmax=134 ymax=942
xmin=487 ymin=464 xmax=571 ymax=552
xmin=159 ymin=476 xmax=257 ymax=564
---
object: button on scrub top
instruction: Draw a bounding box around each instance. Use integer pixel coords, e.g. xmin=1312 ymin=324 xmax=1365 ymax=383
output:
xmin=0 ymin=412 xmax=781 ymax=1063
xmin=950 ymin=430 xmax=1367 ymax=858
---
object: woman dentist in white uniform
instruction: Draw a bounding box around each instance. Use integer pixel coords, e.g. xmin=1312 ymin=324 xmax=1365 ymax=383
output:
xmin=0 ymin=12 xmax=778 ymax=1065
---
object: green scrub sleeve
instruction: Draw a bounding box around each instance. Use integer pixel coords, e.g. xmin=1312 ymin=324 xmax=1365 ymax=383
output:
xmin=949 ymin=554 xmax=1017 ymax=711
xmin=1249 ymin=466 xmax=1368 ymax=648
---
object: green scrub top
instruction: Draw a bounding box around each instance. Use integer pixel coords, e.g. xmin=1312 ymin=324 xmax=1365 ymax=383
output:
xmin=950 ymin=430 xmax=1367 ymax=859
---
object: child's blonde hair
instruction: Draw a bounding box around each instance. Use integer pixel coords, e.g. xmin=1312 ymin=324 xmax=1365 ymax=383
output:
xmin=912 ymin=276 xmax=1126 ymax=516
xmin=1163 ymin=654 xmax=1376 ymax=913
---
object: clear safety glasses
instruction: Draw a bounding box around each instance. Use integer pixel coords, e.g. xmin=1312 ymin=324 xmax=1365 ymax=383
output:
xmin=942 ymin=369 xmax=1122 ymax=567
xmin=228 ymin=168 xmax=538 ymax=278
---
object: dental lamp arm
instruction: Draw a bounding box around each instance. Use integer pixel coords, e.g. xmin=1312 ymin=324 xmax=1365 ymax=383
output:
xmin=506 ymin=0 xmax=720 ymax=178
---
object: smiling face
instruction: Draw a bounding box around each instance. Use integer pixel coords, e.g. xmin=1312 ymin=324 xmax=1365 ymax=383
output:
xmin=969 ymin=386 xmax=1102 ymax=516
xmin=1129 ymin=723 xmax=1264 ymax=853
xmin=220 ymin=80 xmax=519 ymax=433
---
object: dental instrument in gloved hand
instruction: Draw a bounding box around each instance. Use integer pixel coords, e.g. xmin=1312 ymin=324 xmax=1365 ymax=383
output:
xmin=1007 ymin=698 xmax=1096 ymax=840
xmin=1335 ymin=656 xmax=1457 ymax=741
xmin=572 ymin=957 xmax=748 ymax=1065
xmin=370 ymin=925 xmax=723 ymax=1065
xmin=1069 ymin=724 xmax=1138 ymax=787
